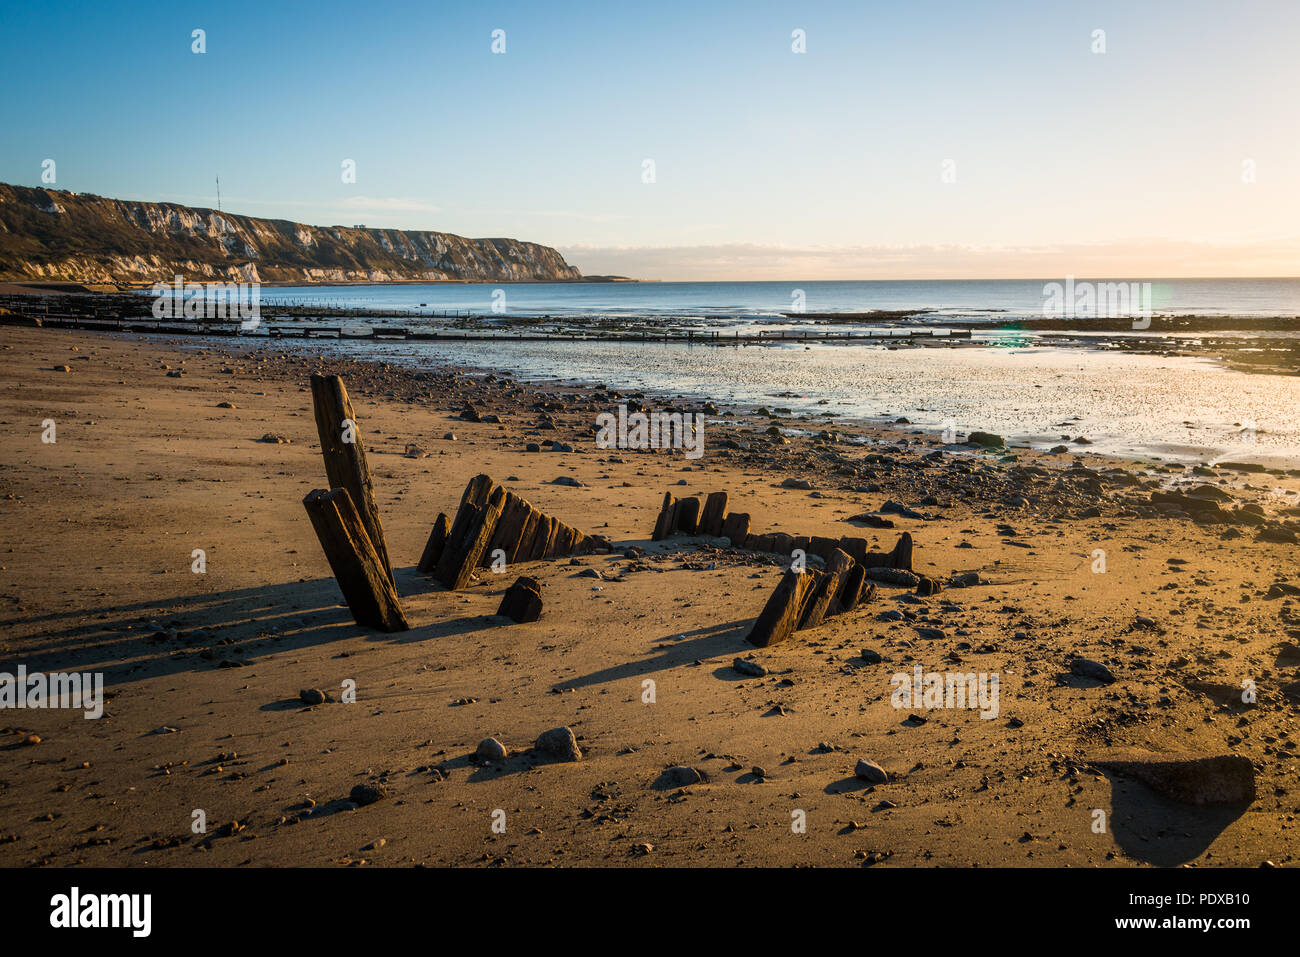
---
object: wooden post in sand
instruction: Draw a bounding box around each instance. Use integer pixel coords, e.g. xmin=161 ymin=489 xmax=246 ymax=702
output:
xmin=303 ymin=488 xmax=409 ymax=632
xmin=435 ymin=486 xmax=507 ymax=590
xmin=745 ymin=567 xmax=820 ymax=647
xmin=416 ymin=513 xmax=451 ymax=573
xmin=310 ymin=374 xmax=395 ymax=587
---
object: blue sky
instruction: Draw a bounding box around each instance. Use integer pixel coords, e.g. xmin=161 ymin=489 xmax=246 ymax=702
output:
xmin=2 ymin=0 xmax=1297 ymax=278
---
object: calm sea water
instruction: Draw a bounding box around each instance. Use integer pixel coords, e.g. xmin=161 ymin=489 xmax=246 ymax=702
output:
xmin=259 ymin=278 xmax=1300 ymax=321
xmin=274 ymin=335 xmax=1300 ymax=469
xmin=236 ymin=279 xmax=1300 ymax=467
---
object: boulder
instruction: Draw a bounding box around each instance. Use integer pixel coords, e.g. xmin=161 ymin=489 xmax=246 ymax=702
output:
xmin=535 ymin=726 xmax=582 ymax=762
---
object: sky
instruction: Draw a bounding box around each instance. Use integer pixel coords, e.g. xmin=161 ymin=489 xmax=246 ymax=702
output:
xmin=1 ymin=0 xmax=1297 ymax=279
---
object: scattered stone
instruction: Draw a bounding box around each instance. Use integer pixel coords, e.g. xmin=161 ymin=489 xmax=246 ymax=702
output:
xmin=476 ymin=737 xmax=508 ymax=762
xmin=497 ymin=576 xmax=543 ymax=623
xmin=733 ymin=658 xmax=767 ymax=677
xmin=298 ymin=688 xmax=329 ymax=705
xmin=915 ymin=575 xmax=943 ymax=597
xmin=536 ymin=726 xmax=582 ymax=762
xmin=349 ymin=783 xmax=388 ymax=806
xmin=854 ymin=759 xmax=889 ymax=784
xmin=847 ymin=513 xmax=895 ymax=528
xmin=863 ymin=567 xmax=920 ymax=587
xmin=662 ymin=765 xmax=703 ymax=787
xmin=1070 ymin=657 xmax=1116 ymax=684
xmin=966 ymin=431 xmax=1004 ymax=449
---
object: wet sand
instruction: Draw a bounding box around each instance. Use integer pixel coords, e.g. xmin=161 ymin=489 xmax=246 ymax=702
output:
xmin=1 ymin=326 xmax=1298 ymax=867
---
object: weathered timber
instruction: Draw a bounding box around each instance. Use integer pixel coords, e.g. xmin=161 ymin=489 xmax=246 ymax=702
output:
xmin=310 ymin=374 xmax=395 ymax=586
xmin=480 ymin=492 xmax=528 ymax=567
xmin=799 ymin=548 xmax=854 ymax=630
xmin=745 ymin=568 xmax=820 ymax=648
xmin=529 ymin=515 xmax=557 ymax=561
xmin=435 ymin=486 xmax=506 ymax=590
xmin=512 ymin=506 xmax=542 ymax=563
xmin=809 ymin=536 xmax=840 ymax=561
xmin=699 ymin=492 xmax=728 ymax=537
xmin=721 ymin=512 xmax=751 ymax=544
xmin=303 ymin=488 xmax=409 ymax=632
xmin=416 ymin=512 xmax=451 ymax=573
xmin=833 ymin=564 xmax=871 ymax=614
xmin=652 ymin=493 xmax=678 ymax=541
xmin=675 ymin=497 xmax=701 ymax=534
xmin=890 ymin=532 xmax=913 ymax=570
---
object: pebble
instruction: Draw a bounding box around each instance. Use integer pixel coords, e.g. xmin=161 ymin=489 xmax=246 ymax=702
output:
xmin=854 ymin=759 xmax=889 ymax=784
xmin=349 ymin=783 xmax=388 ymax=806
xmin=1070 ymin=657 xmax=1116 ymax=684
xmin=662 ymin=765 xmax=703 ymax=787
xmin=535 ymin=726 xmax=582 ymax=761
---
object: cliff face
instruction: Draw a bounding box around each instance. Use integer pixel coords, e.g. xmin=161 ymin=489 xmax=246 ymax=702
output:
xmin=0 ymin=184 xmax=582 ymax=284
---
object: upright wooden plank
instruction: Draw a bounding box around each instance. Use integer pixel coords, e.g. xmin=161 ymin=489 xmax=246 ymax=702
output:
xmin=798 ymin=548 xmax=853 ymax=630
xmin=445 ymin=474 xmax=497 ymax=551
xmin=699 ymin=491 xmax=729 ymax=537
xmin=831 ymin=563 xmax=868 ymax=615
xmin=721 ymin=512 xmax=750 ymax=545
xmin=675 ymin=497 xmax=701 ymax=534
xmin=745 ymin=568 xmax=820 ymax=648
xmin=435 ymin=486 xmax=507 ymax=590
xmin=481 ymin=491 xmax=526 ymax=566
xmin=416 ymin=512 xmax=450 ymax=573
xmin=303 ymin=487 xmax=409 ymax=633
xmin=511 ymin=507 xmax=542 ymax=563
xmin=310 ymin=374 xmax=394 ymax=587
xmin=652 ymin=492 xmax=678 ymax=541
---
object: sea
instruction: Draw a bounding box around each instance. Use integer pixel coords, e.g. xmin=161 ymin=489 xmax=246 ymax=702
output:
xmin=258 ymin=278 xmax=1300 ymax=322
xmin=242 ymin=279 xmax=1300 ymax=468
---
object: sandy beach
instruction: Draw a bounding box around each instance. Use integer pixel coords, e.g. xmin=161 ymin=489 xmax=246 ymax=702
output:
xmin=0 ymin=325 xmax=1295 ymax=868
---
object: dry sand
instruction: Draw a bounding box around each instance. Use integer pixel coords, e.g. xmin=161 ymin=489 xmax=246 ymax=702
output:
xmin=1 ymin=326 xmax=1297 ymax=867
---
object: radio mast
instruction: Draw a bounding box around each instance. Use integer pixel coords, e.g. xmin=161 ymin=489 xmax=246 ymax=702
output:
xmin=216 ymin=176 xmax=222 ymax=212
